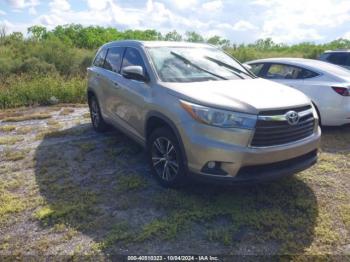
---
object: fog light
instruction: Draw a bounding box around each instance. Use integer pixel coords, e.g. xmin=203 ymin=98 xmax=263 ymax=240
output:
xmin=201 ymin=161 xmax=228 ymax=176
xmin=207 ymin=161 xmax=216 ymax=169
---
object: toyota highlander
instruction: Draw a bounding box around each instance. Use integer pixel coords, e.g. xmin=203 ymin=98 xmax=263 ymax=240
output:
xmin=87 ymin=41 xmax=321 ymax=187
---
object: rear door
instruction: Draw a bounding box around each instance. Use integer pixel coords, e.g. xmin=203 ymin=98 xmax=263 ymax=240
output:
xmin=101 ymin=46 xmax=126 ymax=119
xmin=87 ymin=47 xmax=109 ymax=114
xmin=110 ymin=47 xmax=152 ymax=140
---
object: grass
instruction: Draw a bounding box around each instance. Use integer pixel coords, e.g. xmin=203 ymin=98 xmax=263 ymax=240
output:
xmin=16 ymin=126 xmax=36 ymax=135
xmin=0 ymin=192 xmax=25 ymax=222
xmin=114 ymin=170 xmax=147 ymax=193
xmin=97 ymin=222 xmax=133 ymax=250
xmin=59 ymin=108 xmax=75 ymax=116
xmin=206 ymin=228 xmax=233 ymax=246
xmin=0 ymin=125 xmax=16 ymax=132
xmin=0 ymin=108 xmax=349 ymax=256
xmin=46 ymin=119 xmax=62 ymax=129
xmin=0 ymin=136 xmax=24 ymax=145
xmin=45 ymin=127 xmax=89 ymax=138
xmin=340 ymin=205 xmax=350 ymax=231
xmin=77 ymin=142 xmax=96 ymax=154
xmin=1 ymin=149 xmax=27 ymax=161
xmin=35 ymin=125 xmax=89 ymax=140
xmin=2 ymin=113 xmax=52 ymax=122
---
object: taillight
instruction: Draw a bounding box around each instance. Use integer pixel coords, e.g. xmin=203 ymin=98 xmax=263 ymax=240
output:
xmin=332 ymin=86 xmax=350 ymax=96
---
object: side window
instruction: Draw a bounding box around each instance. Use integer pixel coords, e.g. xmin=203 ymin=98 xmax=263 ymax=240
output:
xmin=104 ymin=47 xmax=125 ymax=73
xmin=265 ymin=64 xmax=303 ymax=80
xmin=121 ymin=48 xmax=147 ymax=72
xmin=327 ymin=53 xmax=348 ymax=66
xmin=93 ymin=48 xmax=107 ymax=68
xmin=250 ymin=63 xmax=264 ymax=76
xmin=299 ymin=69 xmax=319 ymax=79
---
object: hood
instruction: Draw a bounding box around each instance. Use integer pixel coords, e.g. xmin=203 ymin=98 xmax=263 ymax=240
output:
xmin=162 ymin=78 xmax=311 ymax=114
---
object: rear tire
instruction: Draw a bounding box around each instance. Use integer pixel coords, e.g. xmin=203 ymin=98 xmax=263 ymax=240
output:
xmin=147 ymin=127 xmax=187 ymax=187
xmin=88 ymin=95 xmax=109 ymax=132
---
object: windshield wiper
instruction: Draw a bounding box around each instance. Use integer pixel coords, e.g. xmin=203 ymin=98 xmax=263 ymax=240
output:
xmin=204 ymin=56 xmax=256 ymax=79
xmin=170 ymin=51 xmax=227 ymax=80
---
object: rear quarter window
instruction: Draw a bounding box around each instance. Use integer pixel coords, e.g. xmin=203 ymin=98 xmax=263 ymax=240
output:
xmin=93 ymin=48 xmax=107 ymax=68
xmin=250 ymin=63 xmax=264 ymax=76
xmin=299 ymin=69 xmax=319 ymax=79
xmin=104 ymin=47 xmax=125 ymax=73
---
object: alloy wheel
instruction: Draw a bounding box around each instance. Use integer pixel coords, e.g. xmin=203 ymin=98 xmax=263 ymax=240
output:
xmin=151 ymin=137 xmax=179 ymax=181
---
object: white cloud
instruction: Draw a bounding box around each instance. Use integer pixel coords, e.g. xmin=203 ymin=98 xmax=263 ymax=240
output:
xmin=252 ymin=0 xmax=273 ymax=7
xmin=28 ymin=6 xmax=37 ymax=15
xmin=49 ymin=0 xmax=70 ymax=12
xmin=201 ymin=0 xmax=223 ymax=12
xmin=86 ymin=0 xmax=110 ymax=10
xmin=232 ymin=20 xmax=257 ymax=31
xmin=4 ymin=0 xmax=350 ymax=44
xmin=0 ymin=19 xmax=28 ymax=34
xmin=343 ymin=31 xmax=350 ymax=39
xmin=39 ymin=14 xmax=65 ymax=26
xmin=168 ymin=0 xmax=198 ymax=10
xmin=5 ymin=0 xmax=39 ymax=9
xmin=0 ymin=10 xmax=6 ymax=15
xmin=253 ymin=0 xmax=350 ymax=42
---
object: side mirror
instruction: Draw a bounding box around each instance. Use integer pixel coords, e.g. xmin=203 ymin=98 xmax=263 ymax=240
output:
xmin=243 ymin=63 xmax=252 ymax=71
xmin=121 ymin=66 xmax=148 ymax=82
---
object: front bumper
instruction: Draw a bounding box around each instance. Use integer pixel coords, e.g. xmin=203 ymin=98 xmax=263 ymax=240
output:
xmin=177 ymin=121 xmax=321 ymax=182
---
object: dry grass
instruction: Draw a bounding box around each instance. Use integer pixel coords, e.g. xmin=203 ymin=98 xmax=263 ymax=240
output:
xmin=0 ymin=136 xmax=24 ymax=145
xmin=59 ymin=108 xmax=75 ymax=116
xmin=0 ymin=125 xmax=16 ymax=132
xmin=2 ymin=113 xmax=52 ymax=122
xmin=1 ymin=149 xmax=28 ymax=161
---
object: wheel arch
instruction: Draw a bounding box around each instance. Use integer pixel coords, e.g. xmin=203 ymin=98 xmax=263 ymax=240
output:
xmin=145 ymin=112 xmax=188 ymax=167
xmin=87 ymin=89 xmax=96 ymax=105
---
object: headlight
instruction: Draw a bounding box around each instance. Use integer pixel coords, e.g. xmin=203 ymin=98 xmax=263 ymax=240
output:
xmin=180 ymin=100 xmax=257 ymax=129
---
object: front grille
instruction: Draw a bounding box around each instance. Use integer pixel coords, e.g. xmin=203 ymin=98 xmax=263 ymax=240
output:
xmin=251 ymin=105 xmax=315 ymax=147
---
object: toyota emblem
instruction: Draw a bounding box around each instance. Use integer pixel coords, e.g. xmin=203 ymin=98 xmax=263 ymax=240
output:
xmin=286 ymin=111 xmax=300 ymax=125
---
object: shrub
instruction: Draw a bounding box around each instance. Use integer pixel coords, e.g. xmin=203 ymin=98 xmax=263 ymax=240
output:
xmin=17 ymin=57 xmax=57 ymax=74
xmin=0 ymin=74 xmax=86 ymax=109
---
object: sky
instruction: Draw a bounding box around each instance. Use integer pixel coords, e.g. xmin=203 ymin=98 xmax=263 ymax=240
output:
xmin=1 ymin=0 xmax=350 ymax=44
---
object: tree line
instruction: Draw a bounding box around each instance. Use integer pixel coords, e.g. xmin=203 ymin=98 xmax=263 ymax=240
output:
xmin=1 ymin=23 xmax=350 ymax=78
xmin=1 ymin=23 xmax=350 ymax=108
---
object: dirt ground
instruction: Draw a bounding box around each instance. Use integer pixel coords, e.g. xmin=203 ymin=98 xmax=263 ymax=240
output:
xmin=0 ymin=105 xmax=349 ymax=260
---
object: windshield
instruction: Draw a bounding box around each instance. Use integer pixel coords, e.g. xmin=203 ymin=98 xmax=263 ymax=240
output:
xmin=147 ymin=46 xmax=255 ymax=83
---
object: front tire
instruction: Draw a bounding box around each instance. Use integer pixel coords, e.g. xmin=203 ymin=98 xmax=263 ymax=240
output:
xmin=88 ymin=95 xmax=109 ymax=132
xmin=147 ymin=127 xmax=186 ymax=187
